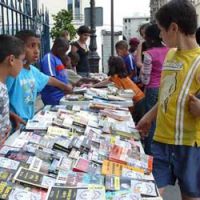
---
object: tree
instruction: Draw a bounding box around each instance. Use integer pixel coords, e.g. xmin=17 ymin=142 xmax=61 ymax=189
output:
xmin=50 ymin=9 xmax=76 ymax=40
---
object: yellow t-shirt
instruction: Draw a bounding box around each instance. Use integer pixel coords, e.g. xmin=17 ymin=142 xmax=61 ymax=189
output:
xmin=154 ymin=47 xmax=200 ymax=146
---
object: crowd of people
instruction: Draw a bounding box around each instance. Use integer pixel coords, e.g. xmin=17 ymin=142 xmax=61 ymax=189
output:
xmin=1 ymin=0 xmax=200 ymax=199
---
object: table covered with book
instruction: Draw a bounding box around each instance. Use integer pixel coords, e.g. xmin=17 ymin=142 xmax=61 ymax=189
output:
xmin=1 ymin=87 xmax=163 ymax=200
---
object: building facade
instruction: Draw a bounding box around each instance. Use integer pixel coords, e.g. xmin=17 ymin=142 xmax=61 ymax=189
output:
xmin=150 ymin=0 xmax=168 ymax=22
xmin=123 ymin=17 xmax=150 ymax=41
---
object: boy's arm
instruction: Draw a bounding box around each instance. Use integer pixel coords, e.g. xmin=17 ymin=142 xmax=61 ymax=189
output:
xmin=188 ymin=94 xmax=200 ymax=117
xmin=90 ymin=78 xmax=111 ymax=88
xmin=48 ymin=77 xmax=73 ymax=94
xmin=136 ymin=103 xmax=158 ymax=138
xmin=10 ymin=112 xmax=26 ymax=130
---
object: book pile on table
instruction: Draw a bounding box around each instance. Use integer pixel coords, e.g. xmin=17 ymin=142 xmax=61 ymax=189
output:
xmin=1 ymin=105 xmax=162 ymax=200
xmin=61 ymin=86 xmax=134 ymax=109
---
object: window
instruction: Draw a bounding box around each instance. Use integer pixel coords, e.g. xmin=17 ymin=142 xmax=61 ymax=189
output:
xmin=74 ymin=0 xmax=80 ymax=19
xmin=68 ymin=0 xmax=72 ymax=12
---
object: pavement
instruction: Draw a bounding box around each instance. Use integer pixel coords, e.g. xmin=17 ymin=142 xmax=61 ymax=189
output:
xmin=35 ymin=96 xmax=182 ymax=200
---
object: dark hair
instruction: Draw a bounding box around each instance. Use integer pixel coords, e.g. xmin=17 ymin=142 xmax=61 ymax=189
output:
xmin=77 ymin=25 xmax=91 ymax=35
xmin=115 ymin=40 xmax=128 ymax=50
xmin=15 ymin=30 xmax=40 ymax=42
xmin=0 ymin=35 xmax=24 ymax=63
xmin=139 ymin=23 xmax=150 ymax=36
xmin=196 ymin=27 xmax=200 ymax=45
xmin=68 ymin=52 xmax=80 ymax=63
xmin=156 ymin=0 xmax=197 ymax=35
xmin=108 ymin=56 xmax=128 ymax=78
xmin=145 ymin=24 xmax=163 ymax=48
xmin=53 ymin=37 xmax=69 ymax=50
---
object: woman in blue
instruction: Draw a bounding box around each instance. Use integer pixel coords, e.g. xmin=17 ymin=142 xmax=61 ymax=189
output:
xmin=71 ymin=25 xmax=91 ymax=77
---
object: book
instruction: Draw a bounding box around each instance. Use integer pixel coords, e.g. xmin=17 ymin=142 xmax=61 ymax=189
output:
xmin=101 ymin=160 xmax=144 ymax=177
xmin=106 ymin=190 xmax=142 ymax=200
xmin=73 ymin=158 xmax=90 ymax=173
xmin=13 ymin=167 xmax=56 ymax=189
xmin=109 ymin=145 xmax=129 ymax=165
xmin=26 ymin=119 xmax=48 ymax=130
xmin=0 ymin=146 xmax=20 ymax=155
xmin=0 ymin=181 xmax=13 ymax=199
xmin=8 ymin=187 xmax=46 ymax=200
xmin=0 ymin=169 xmax=15 ymax=182
xmin=105 ymin=176 xmax=120 ymax=191
xmin=100 ymin=109 xmax=130 ymax=121
xmin=0 ymin=157 xmax=20 ymax=171
xmin=5 ymin=151 xmax=33 ymax=163
xmin=47 ymin=126 xmax=69 ymax=137
xmin=131 ymin=179 xmax=159 ymax=197
xmin=57 ymin=157 xmax=73 ymax=171
xmin=56 ymin=171 xmax=104 ymax=186
xmin=45 ymin=185 xmax=106 ymax=200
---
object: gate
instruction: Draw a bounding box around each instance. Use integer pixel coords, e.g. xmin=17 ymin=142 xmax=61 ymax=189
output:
xmin=0 ymin=0 xmax=50 ymax=58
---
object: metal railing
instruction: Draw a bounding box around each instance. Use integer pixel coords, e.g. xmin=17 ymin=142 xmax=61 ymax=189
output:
xmin=0 ymin=0 xmax=50 ymax=58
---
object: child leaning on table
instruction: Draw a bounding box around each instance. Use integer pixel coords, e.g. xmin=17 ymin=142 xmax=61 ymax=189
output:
xmin=6 ymin=30 xmax=72 ymax=123
xmin=0 ymin=35 xmax=25 ymax=142
xmin=91 ymin=56 xmax=145 ymax=124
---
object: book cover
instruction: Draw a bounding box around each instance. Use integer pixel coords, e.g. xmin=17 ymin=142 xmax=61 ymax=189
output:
xmin=73 ymin=158 xmax=89 ymax=173
xmin=109 ymin=145 xmax=129 ymax=165
xmin=0 ymin=157 xmax=20 ymax=171
xmin=106 ymin=190 xmax=142 ymax=200
xmin=131 ymin=180 xmax=158 ymax=197
xmin=45 ymin=185 xmax=106 ymax=200
xmin=105 ymin=176 xmax=120 ymax=191
xmin=0 ymin=181 xmax=13 ymax=200
xmin=8 ymin=187 xmax=46 ymax=200
xmin=101 ymin=160 xmax=144 ymax=177
xmin=13 ymin=167 xmax=55 ymax=189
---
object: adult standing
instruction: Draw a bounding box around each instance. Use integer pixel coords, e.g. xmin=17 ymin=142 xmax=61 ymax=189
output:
xmin=71 ymin=25 xmax=91 ymax=77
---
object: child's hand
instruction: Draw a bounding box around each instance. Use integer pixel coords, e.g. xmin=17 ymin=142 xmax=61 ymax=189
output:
xmin=80 ymin=83 xmax=93 ymax=88
xmin=188 ymin=94 xmax=200 ymax=117
xmin=136 ymin=114 xmax=152 ymax=139
xmin=11 ymin=114 xmax=26 ymax=130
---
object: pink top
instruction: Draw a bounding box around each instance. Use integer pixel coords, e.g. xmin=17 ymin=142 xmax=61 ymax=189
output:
xmin=141 ymin=47 xmax=169 ymax=88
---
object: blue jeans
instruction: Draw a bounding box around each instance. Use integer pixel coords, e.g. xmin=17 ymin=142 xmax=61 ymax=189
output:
xmin=152 ymin=141 xmax=200 ymax=197
xmin=144 ymin=87 xmax=159 ymax=155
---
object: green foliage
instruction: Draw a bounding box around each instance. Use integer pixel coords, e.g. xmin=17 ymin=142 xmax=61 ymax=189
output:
xmin=50 ymin=9 xmax=76 ymax=40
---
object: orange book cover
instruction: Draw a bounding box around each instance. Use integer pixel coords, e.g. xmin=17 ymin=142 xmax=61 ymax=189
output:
xmin=102 ymin=160 xmax=144 ymax=176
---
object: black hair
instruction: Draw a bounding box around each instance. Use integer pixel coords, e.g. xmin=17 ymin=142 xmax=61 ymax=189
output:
xmin=15 ymin=30 xmax=40 ymax=42
xmin=77 ymin=25 xmax=91 ymax=35
xmin=145 ymin=24 xmax=163 ymax=48
xmin=139 ymin=23 xmax=150 ymax=36
xmin=196 ymin=27 xmax=200 ymax=45
xmin=68 ymin=52 xmax=80 ymax=63
xmin=0 ymin=35 xmax=24 ymax=63
xmin=156 ymin=0 xmax=197 ymax=35
xmin=108 ymin=56 xmax=128 ymax=78
xmin=115 ymin=40 xmax=128 ymax=50
xmin=52 ymin=37 xmax=69 ymax=50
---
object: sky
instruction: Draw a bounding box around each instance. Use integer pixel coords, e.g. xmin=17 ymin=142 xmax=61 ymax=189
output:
xmin=102 ymin=0 xmax=150 ymax=28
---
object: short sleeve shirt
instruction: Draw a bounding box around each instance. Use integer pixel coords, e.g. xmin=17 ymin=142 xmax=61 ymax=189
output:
xmin=6 ymin=66 xmax=49 ymax=121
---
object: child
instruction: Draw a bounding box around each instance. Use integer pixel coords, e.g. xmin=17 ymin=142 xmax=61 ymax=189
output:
xmin=0 ymin=35 xmax=25 ymax=141
xmin=115 ymin=40 xmax=139 ymax=84
xmin=141 ymin=23 xmax=169 ymax=154
xmin=40 ymin=37 xmax=72 ymax=105
xmin=6 ymin=30 xmax=72 ymax=122
xmin=137 ymin=0 xmax=200 ymax=198
xmin=92 ymin=56 xmax=145 ymax=124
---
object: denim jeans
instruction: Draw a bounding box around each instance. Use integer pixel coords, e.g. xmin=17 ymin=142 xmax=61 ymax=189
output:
xmin=144 ymin=87 xmax=159 ymax=155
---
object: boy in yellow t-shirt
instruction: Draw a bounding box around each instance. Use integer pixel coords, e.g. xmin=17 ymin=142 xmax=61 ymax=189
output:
xmin=136 ymin=0 xmax=200 ymax=199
